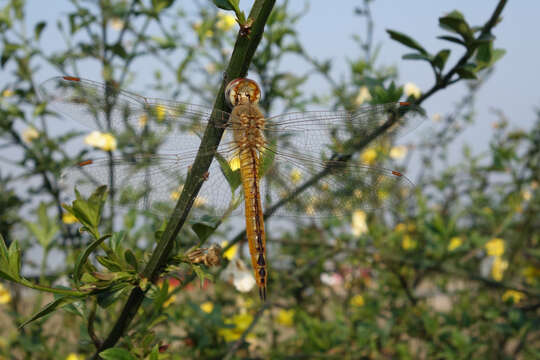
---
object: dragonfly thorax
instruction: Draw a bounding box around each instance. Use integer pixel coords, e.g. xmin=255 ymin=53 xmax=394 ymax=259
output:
xmin=231 ymin=104 xmax=266 ymax=152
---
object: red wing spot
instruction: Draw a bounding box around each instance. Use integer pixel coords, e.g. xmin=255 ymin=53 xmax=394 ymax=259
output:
xmin=391 ymin=170 xmax=403 ymax=177
xmin=63 ymin=76 xmax=81 ymax=82
xmin=399 ymin=102 xmax=410 ymax=107
xmin=78 ymin=160 xmax=93 ymax=167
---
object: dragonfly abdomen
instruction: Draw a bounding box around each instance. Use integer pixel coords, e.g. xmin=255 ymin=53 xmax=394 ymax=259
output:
xmin=232 ymin=105 xmax=268 ymax=300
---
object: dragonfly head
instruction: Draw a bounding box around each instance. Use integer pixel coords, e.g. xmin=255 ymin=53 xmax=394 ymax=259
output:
xmin=225 ymin=78 xmax=261 ymax=107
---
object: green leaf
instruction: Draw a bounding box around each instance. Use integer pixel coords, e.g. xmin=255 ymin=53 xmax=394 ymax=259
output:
xmin=432 ymin=49 xmax=451 ymax=71
xmin=437 ymin=35 xmax=466 ymax=46
xmin=97 ymin=283 xmax=132 ymax=308
xmin=192 ymin=264 xmax=213 ymax=287
xmin=386 ymin=29 xmax=428 ymax=55
xmin=402 ymin=53 xmax=432 ymax=63
xmin=25 ymin=202 xmax=59 ymax=250
xmin=74 ymin=234 xmax=112 ymax=284
xmin=20 ymin=296 xmax=80 ymax=328
xmin=192 ymin=217 xmax=219 ymax=242
xmin=96 ymin=255 xmax=123 ymax=272
xmin=0 ymin=233 xmax=9 ymax=263
xmin=149 ymin=345 xmax=160 ymax=360
xmin=8 ymin=240 xmax=21 ymax=280
xmin=110 ymin=43 xmax=128 ymax=59
xmin=476 ymin=43 xmax=506 ymax=70
xmin=62 ymin=185 xmax=108 ymax=239
xmin=215 ymin=152 xmax=241 ymax=192
xmin=439 ymin=11 xmax=473 ymax=43
xmin=124 ymin=249 xmax=138 ymax=271
xmin=34 ymin=21 xmax=46 ymax=40
xmin=151 ymin=0 xmax=174 ymax=13
xmin=456 ymin=63 xmax=478 ymax=79
xmin=212 ymin=0 xmax=236 ymax=11
xmin=99 ymin=347 xmax=137 ymax=360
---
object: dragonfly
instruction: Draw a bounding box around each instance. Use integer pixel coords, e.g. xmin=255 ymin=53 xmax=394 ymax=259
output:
xmin=39 ymin=76 xmax=424 ymax=301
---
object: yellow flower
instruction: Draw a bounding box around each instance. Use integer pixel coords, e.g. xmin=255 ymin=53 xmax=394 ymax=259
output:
xmin=354 ymin=86 xmax=372 ymax=105
xmin=163 ymin=294 xmax=177 ymax=308
xmin=377 ymin=189 xmax=389 ymax=201
xmin=62 ymin=212 xmax=78 ymax=224
xmin=22 ymin=127 xmax=39 ymax=143
xmin=351 ymin=210 xmax=368 ymax=236
xmin=65 ymin=354 xmax=83 ymax=360
xmin=2 ymin=89 xmax=14 ymax=97
xmin=448 ymin=236 xmax=463 ymax=251
xmin=394 ymin=223 xmax=406 ymax=232
xmin=200 ymin=301 xmax=214 ymax=313
xmin=170 ymin=185 xmax=184 ymax=200
xmin=216 ymin=12 xmax=236 ymax=31
xmin=485 ymin=238 xmax=504 ymax=257
xmin=404 ymin=82 xmax=421 ymax=99
xmin=361 ymin=148 xmax=377 ymax=164
xmin=229 ymin=156 xmax=241 ymax=171
xmin=155 ymin=104 xmax=167 ymax=122
xmin=491 ymin=257 xmax=508 ymax=281
xmin=502 ymin=290 xmax=525 ymax=303
xmin=194 ymin=196 xmax=206 ymax=207
xmin=350 ymin=294 xmax=365 ymax=307
xmin=0 ymin=283 xmax=11 ymax=304
xmin=290 ymin=168 xmax=302 ymax=184
xmin=219 ymin=313 xmax=254 ymax=342
xmin=389 ymin=145 xmax=407 ymax=160
xmin=401 ymin=234 xmax=416 ymax=250
xmin=277 ymin=309 xmax=295 ymax=327
xmin=84 ymin=131 xmax=117 ymax=151
xmin=221 ymin=240 xmax=238 ymax=260
xmin=522 ymin=190 xmax=531 ymax=201
xmin=205 ymin=29 xmax=213 ymax=38
xmin=109 ymin=17 xmax=124 ymax=31
xmin=432 ymin=113 xmax=442 ymax=122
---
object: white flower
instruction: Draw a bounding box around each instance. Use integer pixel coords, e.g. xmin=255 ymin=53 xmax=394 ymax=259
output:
xmin=109 ymin=17 xmax=125 ymax=31
xmin=320 ymin=272 xmax=343 ymax=287
xmin=220 ymin=259 xmax=256 ymax=293
xmin=351 ymin=210 xmax=368 ymax=236
xmin=404 ymin=82 xmax=421 ymax=99
xmin=355 ymin=86 xmax=372 ymax=105
xmin=205 ymin=63 xmax=217 ymax=74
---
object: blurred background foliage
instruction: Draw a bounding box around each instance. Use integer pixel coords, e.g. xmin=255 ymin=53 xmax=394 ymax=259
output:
xmin=1 ymin=0 xmax=539 ymax=359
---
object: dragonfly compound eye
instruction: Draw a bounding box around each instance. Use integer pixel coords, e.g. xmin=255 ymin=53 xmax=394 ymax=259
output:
xmin=225 ymin=78 xmax=261 ymax=107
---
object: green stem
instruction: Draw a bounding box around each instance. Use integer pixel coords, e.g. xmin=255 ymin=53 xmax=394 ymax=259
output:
xmin=92 ymin=1 xmax=276 ymax=356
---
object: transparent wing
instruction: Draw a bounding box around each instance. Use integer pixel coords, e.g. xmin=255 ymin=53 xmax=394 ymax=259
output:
xmin=60 ymin=151 xmax=414 ymax=218
xmin=59 ymin=153 xmax=240 ymax=217
xmin=38 ymin=76 xmax=230 ymax=152
xmin=259 ymin=151 xmax=414 ymax=217
xmin=263 ymin=103 xmax=424 ymax=161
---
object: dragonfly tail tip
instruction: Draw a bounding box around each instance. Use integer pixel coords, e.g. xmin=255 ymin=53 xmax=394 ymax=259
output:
xmin=259 ymin=286 xmax=267 ymax=301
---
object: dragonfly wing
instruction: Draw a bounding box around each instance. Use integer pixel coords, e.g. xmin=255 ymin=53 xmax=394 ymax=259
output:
xmin=59 ymin=152 xmax=241 ymax=217
xmin=259 ymin=152 xmax=414 ymax=218
xmin=39 ymin=76 xmax=230 ymax=152
xmin=264 ymin=103 xmax=425 ymax=158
